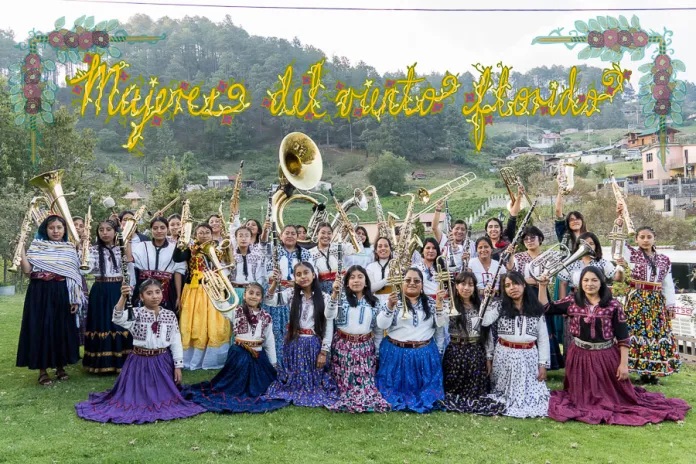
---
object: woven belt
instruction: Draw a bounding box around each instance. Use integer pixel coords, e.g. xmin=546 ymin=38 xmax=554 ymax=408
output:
xmin=337 ymin=330 xmax=373 ymax=343
xmin=298 ymin=328 xmax=316 ymax=336
xmin=573 ymin=337 xmax=614 ymax=351
xmin=133 ymin=346 xmax=168 ymax=356
xmin=319 ymin=271 xmax=338 ymax=281
xmin=629 ymin=280 xmax=662 ymax=291
xmin=498 ymin=338 xmax=536 ymax=350
xmin=375 ymin=285 xmax=396 ymax=295
xmin=94 ymin=277 xmax=123 ymax=283
xmin=450 ymin=336 xmax=480 ymax=345
xmin=387 ymin=337 xmax=430 ymax=349
xmin=236 ymin=339 xmax=263 ymax=348
xmin=30 ymin=272 xmax=65 ymax=282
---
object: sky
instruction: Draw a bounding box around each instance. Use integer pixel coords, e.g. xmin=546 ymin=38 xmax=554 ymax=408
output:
xmin=2 ymin=0 xmax=695 ymax=82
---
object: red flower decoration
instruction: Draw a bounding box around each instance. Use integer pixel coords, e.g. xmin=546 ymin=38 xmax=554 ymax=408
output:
xmin=151 ymin=115 xmax=163 ymax=127
xmin=617 ymin=30 xmax=632 ymax=47
xmin=24 ymin=54 xmax=41 ymax=69
xmin=221 ymin=114 xmax=233 ymax=125
xmin=653 ymin=70 xmax=670 ymax=85
xmin=83 ymin=53 xmax=94 ymax=64
xmin=485 ymin=115 xmax=493 ymax=125
xmin=587 ymin=31 xmax=604 ymax=48
xmin=623 ymin=70 xmax=632 ymax=80
xmin=217 ymin=80 xmax=228 ymax=92
xmin=386 ymin=79 xmax=396 ymax=88
xmin=335 ymin=81 xmax=345 ymax=90
xmin=119 ymin=70 xmax=129 ymax=81
xmin=92 ymin=31 xmax=109 ymax=48
xmin=23 ymin=84 xmax=41 ymax=99
xmin=632 ymin=31 xmax=649 ymax=47
xmin=603 ymin=29 xmax=618 ymax=48
xmin=179 ymin=81 xmax=189 ymax=91
xmin=64 ymin=31 xmax=79 ymax=48
xmin=24 ymin=69 xmax=41 ymax=84
xmin=25 ymin=98 xmax=41 ymax=115
xmin=465 ymin=92 xmax=476 ymax=103
xmin=78 ymin=32 xmax=93 ymax=50
xmin=302 ymin=75 xmax=311 ymax=85
xmin=654 ymin=54 xmax=671 ymax=70
xmin=652 ymin=85 xmax=671 ymax=100
xmin=353 ymin=107 xmax=363 ymax=118
xmin=654 ymin=99 xmax=671 ymax=116
xmin=261 ymin=98 xmax=271 ymax=108
xmin=540 ymin=106 xmax=549 ymax=115
xmin=432 ymin=102 xmax=443 ymax=114
xmin=577 ymin=94 xmax=586 ymax=103
xmin=304 ymin=113 xmax=314 ymax=120
xmin=72 ymin=85 xmax=83 ymax=95
xmin=48 ymin=31 xmax=65 ymax=48
xmin=606 ymin=86 xmax=615 ymax=96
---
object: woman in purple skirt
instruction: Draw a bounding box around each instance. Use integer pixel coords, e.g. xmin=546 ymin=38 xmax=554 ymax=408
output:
xmin=75 ymin=279 xmax=206 ymax=424
xmin=264 ymin=262 xmax=338 ymax=407
xmin=538 ymin=266 xmax=690 ymax=426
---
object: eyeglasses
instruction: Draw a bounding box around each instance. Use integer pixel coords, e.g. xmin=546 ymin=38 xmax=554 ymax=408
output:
xmin=404 ymin=278 xmax=422 ymax=284
xmin=523 ymin=236 xmax=538 ymax=241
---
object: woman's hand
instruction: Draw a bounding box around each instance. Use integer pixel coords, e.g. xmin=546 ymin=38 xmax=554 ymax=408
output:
xmin=435 ymin=289 xmax=448 ymax=307
xmin=387 ymin=292 xmax=399 ymax=310
xmin=486 ymin=359 xmax=492 ymax=377
xmin=175 ymin=298 xmax=182 ymax=313
xmin=616 ymin=363 xmax=629 ymax=381
xmin=70 ymin=304 xmax=78 ymax=314
xmin=174 ymin=367 xmax=182 ymax=384
xmin=316 ymin=351 xmax=328 ymax=369
xmin=332 ymin=279 xmax=342 ymax=299
xmin=121 ymin=283 xmax=131 ymax=297
xmin=270 ymin=269 xmax=281 ymax=283
xmin=537 ymin=366 xmax=547 ymax=382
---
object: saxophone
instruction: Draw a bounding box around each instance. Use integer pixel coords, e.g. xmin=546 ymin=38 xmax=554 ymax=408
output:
xmin=177 ymin=200 xmax=193 ymax=251
xmin=8 ymin=198 xmax=41 ymax=273
xmin=388 ymin=191 xmax=419 ymax=319
xmin=364 ymin=185 xmax=392 ymax=241
xmin=217 ymin=200 xmax=235 ymax=265
xmin=79 ymin=198 xmax=92 ymax=270
xmin=229 ymin=160 xmax=244 ymax=218
xmin=608 ymin=172 xmax=634 ymax=262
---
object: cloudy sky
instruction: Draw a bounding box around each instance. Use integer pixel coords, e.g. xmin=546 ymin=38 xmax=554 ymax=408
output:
xmin=2 ymin=0 xmax=695 ymax=81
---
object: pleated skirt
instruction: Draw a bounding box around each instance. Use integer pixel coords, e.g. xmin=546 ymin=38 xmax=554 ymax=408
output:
xmin=180 ymin=284 xmax=231 ymax=370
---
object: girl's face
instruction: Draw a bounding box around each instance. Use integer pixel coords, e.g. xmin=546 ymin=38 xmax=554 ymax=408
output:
xmin=317 ymin=226 xmax=332 ymax=247
xmin=348 ymin=270 xmax=367 ymax=294
xmin=245 ymin=221 xmax=259 ymax=236
xmin=98 ymin=223 xmax=116 ymax=243
xmin=196 ymin=227 xmax=212 ymax=242
xmin=568 ymin=214 xmax=583 ymax=232
xmin=140 ymin=285 xmax=163 ymax=308
xmin=486 ymin=221 xmax=501 ymax=240
xmin=236 ymin=229 xmax=251 ymax=248
xmin=168 ymin=218 xmax=182 ymax=236
xmin=244 ymin=285 xmax=263 ymax=308
xmin=208 ymin=216 xmax=222 ymax=234
xmin=47 ymin=219 xmax=65 ymax=241
xmin=523 ymin=234 xmax=540 ymax=251
xmin=504 ymin=277 xmax=524 ymax=301
xmin=294 ymin=264 xmax=315 ymax=289
xmin=452 ymin=223 xmax=467 ymax=242
xmin=73 ymin=219 xmax=85 ymax=236
xmin=456 ymin=278 xmax=476 ymax=301
xmin=422 ymin=242 xmax=438 ymax=262
xmin=581 ymin=272 xmax=601 ymax=297
xmin=296 ymin=227 xmax=307 ymax=241
xmin=282 ymin=227 xmax=297 ymax=248
xmin=403 ymin=270 xmax=423 ymax=298
xmin=376 ymin=238 xmax=391 ymax=259
xmin=477 ymin=241 xmax=492 ymax=260
xmin=582 ymin=237 xmax=597 ymax=254
xmin=151 ymin=221 xmax=168 ymax=241
xmin=636 ymin=229 xmax=655 ymax=250
xmin=355 ymin=228 xmax=367 ymax=244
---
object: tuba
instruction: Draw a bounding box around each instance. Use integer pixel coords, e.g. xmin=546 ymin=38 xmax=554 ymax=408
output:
xmin=528 ymin=240 xmax=595 ymax=281
xmin=29 ymin=170 xmax=80 ymax=244
xmin=413 ymin=173 xmax=477 ymax=219
xmin=199 ymin=240 xmax=239 ymax=314
xmin=177 ymin=200 xmax=193 ymax=251
xmin=557 ymin=161 xmax=576 ymax=196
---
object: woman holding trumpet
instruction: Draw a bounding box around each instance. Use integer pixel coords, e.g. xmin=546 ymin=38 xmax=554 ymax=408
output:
xmin=366 ymin=237 xmax=396 ymax=307
xmin=375 ymin=268 xmax=447 ymax=413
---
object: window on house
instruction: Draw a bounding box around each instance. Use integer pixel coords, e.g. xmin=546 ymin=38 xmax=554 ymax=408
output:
xmin=647 ymin=170 xmax=654 ymax=179
xmin=646 ymin=153 xmax=653 ymax=162
xmin=685 ymin=149 xmax=689 ymax=162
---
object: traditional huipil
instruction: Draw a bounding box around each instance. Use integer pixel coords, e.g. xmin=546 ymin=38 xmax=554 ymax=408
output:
xmin=481 ymin=301 xmax=550 ymax=418
xmin=325 ymin=296 xmax=389 ymax=412
xmin=264 ymin=287 xmax=339 ymax=407
xmin=367 ymin=257 xmax=394 ymax=306
xmin=131 ymin=240 xmax=185 ymax=310
xmin=83 ymin=245 xmax=133 ymax=373
xmin=439 ymin=239 xmax=476 ymax=273
xmin=375 ymin=298 xmax=446 ymax=413
xmin=173 ymin=243 xmax=232 ymax=370
xmin=75 ymin=305 xmax=206 ymax=423
xmin=468 ymin=257 xmax=506 ymax=294
xmin=17 ymin=239 xmax=85 ymax=372
xmin=310 ymin=242 xmax=355 ymax=294
xmin=412 ymin=261 xmax=439 ymax=298
xmin=441 ymin=308 xmax=505 ymax=415
xmin=264 ymin=245 xmax=313 ymax=366
xmin=344 ymin=244 xmax=374 ymax=269
xmin=229 ymin=247 xmax=266 ymax=299
xmin=182 ymin=305 xmax=289 ymax=413
xmin=624 ymin=246 xmax=680 ymax=377
xmin=545 ymin=295 xmax=691 ymax=425
xmin=557 ymin=258 xmax=617 ymax=291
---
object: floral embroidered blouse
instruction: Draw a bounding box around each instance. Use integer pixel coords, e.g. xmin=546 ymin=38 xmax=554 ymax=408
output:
xmin=545 ymin=295 xmax=629 ymax=346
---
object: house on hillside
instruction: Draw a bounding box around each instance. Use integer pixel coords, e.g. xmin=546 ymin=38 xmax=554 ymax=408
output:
xmin=560 ymin=128 xmax=578 ymax=135
xmin=625 ymin=127 xmax=679 ymax=149
xmin=123 ymin=191 xmax=145 ymax=208
xmin=207 ymin=175 xmax=255 ymax=189
xmin=541 ymin=132 xmax=562 ymax=145
xmin=411 ymin=170 xmax=427 ymax=180
xmin=581 ymin=153 xmax=613 ymax=165
xmin=641 ymin=142 xmax=696 ymax=184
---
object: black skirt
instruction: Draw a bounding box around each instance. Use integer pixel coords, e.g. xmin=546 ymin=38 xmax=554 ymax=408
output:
xmin=16 ymin=279 xmax=80 ymax=370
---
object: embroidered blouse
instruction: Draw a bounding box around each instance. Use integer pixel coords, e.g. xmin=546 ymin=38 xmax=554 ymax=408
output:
xmin=86 ymin=245 xmax=125 ymax=279
xmin=412 ymin=261 xmax=440 ymax=296
xmin=545 ymin=295 xmax=629 ymax=346
xmin=512 ymin=251 xmax=534 ymax=276
xmin=223 ymin=305 xmax=277 ymax=364
xmin=438 ymin=237 xmax=476 ymax=272
xmin=468 ymin=258 xmax=505 ymax=290
xmin=449 ymin=307 xmax=495 ymax=359
xmin=309 ymin=243 xmax=355 ymax=277
xmin=132 ymin=241 xmax=186 ymax=275
xmin=113 ymin=306 xmax=184 ymax=368
xmin=367 ymin=259 xmax=392 ymax=295
xmin=266 ymin=246 xmax=313 ymax=282
xmin=481 ymin=300 xmax=550 ymax=367
xmin=557 ymin=258 xmax=617 ymax=288
xmin=376 ymin=297 xmax=446 ymax=353
xmin=626 ymin=246 xmax=676 ymax=307
xmin=344 ymin=245 xmax=374 ymax=269
xmin=264 ymin=287 xmax=334 ymax=351
xmin=325 ymin=296 xmax=383 ymax=338
xmin=231 ymin=248 xmax=267 ymax=286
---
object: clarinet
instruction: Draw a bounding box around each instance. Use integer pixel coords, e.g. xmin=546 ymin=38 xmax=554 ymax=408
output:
xmin=117 ymin=232 xmax=134 ymax=322
xmin=270 ymin=221 xmax=283 ymax=306
xmin=335 ymin=243 xmax=344 ymax=304
xmin=473 ymin=200 xmax=537 ymax=331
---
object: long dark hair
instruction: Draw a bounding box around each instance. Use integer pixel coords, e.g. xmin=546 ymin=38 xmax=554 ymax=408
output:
xmin=355 ymin=226 xmax=371 ymax=248
xmin=241 ymin=282 xmax=265 ymax=326
xmin=574 ymin=266 xmax=613 ymax=308
xmin=372 ymin=237 xmax=393 ymax=261
xmin=36 ymin=215 xmax=69 ymax=241
xmin=97 ymin=220 xmax=119 ymax=278
xmin=246 ymin=219 xmax=263 ymax=243
xmin=577 ymin=231 xmax=602 ymax=260
xmin=287 ymin=262 xmax=326 ymax=342
xmin=404 ymin=267 xmax=433 ymax=320
xmin=281 ymin=224 xmax=302 ymax=262
xmin=452 ymin=271 xmax=489 ymax=342
xmin=344 ymin=265 xmax=378 ymax=307
xmin=499 ymin=271 xmax=544 ymax=318
xmin=421 ymin=237 xmax=441 ymax=263
xmin=564 ymin=211 xmax=587 ymax=249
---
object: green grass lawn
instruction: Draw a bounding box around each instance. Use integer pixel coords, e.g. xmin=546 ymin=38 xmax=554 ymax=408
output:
xmin=0 ymin=293 xmax=694 ymax=463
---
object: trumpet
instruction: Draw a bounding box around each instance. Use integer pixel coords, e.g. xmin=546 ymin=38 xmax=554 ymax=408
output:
xmin=413 ymin=173 xmax=477 ymax=219
xmin=200 ymin=240 xmax=239 ymax=314
xmin=435 ymin=256 xmax=459 ymax=317
xmin=177 ymin=200 xmax=193 ymax=251
xmin=499 ymin=167 xmax=538 ymax=218
xmin=528 ymin=240 xmax=595 ymax=281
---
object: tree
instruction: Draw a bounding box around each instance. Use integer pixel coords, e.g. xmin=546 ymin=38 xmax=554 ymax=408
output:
xmin=548 ymin=142 xmax=569 ymax=154
xmin=367 ymin=151 xmax=410 ymax=195
xmin=509 ymin=154 xmax=543 ymax=186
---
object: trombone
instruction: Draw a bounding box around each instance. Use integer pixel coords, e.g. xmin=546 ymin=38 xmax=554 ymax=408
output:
xmin=413 ymin=173 xmax=477 ymax=219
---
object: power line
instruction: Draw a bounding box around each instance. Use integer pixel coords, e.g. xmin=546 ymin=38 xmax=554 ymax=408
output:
xmin=61 ymin=0 xmax=696 ymax=13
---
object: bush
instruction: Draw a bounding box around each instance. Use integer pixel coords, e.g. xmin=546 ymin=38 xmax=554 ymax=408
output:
xmin=97 ymin=128 xmax=124 ymax=152
xmin=367 ymin=151 xmax=410 ymax=196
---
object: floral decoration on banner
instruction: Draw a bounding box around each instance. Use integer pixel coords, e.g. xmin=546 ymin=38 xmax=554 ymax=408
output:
xmin=533 ymin=14 xmax=686 ymax=167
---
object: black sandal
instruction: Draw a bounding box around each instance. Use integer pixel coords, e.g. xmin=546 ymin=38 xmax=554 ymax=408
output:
xmin=55 ymin=369 xmax=69 ymax=381
xmin=38 ymin=373 xmax=53 ymax=386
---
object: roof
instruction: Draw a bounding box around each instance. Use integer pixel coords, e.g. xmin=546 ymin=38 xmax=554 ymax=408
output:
xmin=625 ymin=127 xmax=679 ymax=136
xmin=208 ymin=175 xmax=229 ymax=181
xmin=122 ymin=191 xmax=144 ymax=200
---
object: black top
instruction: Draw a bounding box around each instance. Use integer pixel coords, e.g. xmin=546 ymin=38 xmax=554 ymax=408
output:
xmin=545 ymin=296 xmax=629 ymax=344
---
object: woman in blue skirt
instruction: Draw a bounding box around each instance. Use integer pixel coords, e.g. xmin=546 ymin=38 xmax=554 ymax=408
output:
xmin=376 ymin=267 xmax=447 ymax=413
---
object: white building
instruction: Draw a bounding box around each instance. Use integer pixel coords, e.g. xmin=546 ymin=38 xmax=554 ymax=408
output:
xmin=580 ymin=153 xmax=613 ymax=165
